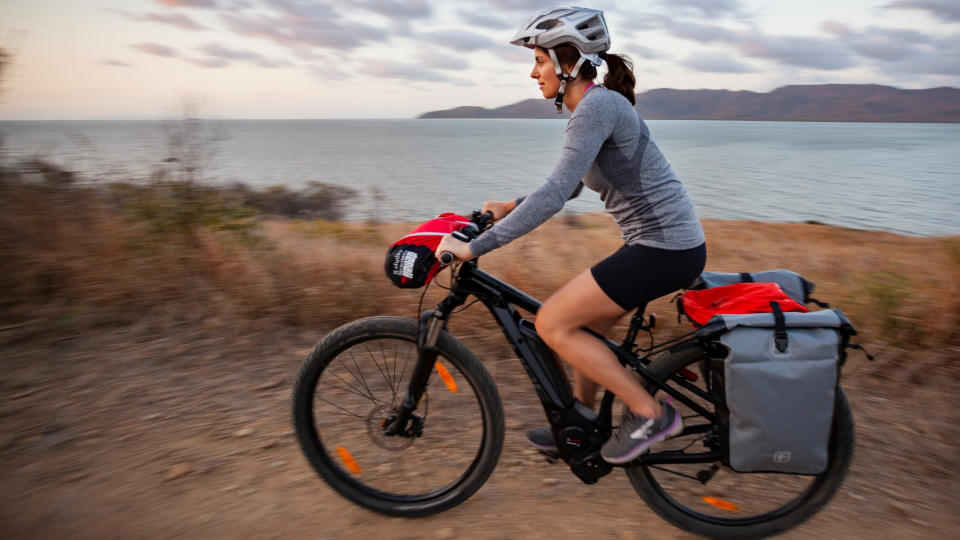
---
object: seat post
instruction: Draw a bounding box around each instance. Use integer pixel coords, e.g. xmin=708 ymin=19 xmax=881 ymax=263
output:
xmin=621 ymin=305 xmax=648 ymax=352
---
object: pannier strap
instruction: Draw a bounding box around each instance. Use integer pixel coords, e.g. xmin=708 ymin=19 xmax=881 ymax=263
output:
xmin=847 ymin=343 xmax=875 ymax=361
xmin=694 ymin=308 xmax=856 ymax=341
xmin=808 ymin=296 xmax=831 ymax=308
xmin=739 ymin=272 xmax=754 ymax=283
xmin=770 ymin=301 xmax=788 ymax=353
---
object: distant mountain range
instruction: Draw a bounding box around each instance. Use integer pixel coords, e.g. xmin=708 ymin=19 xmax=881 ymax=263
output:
xmin=418 ymin=84 xmax=960 ymax=123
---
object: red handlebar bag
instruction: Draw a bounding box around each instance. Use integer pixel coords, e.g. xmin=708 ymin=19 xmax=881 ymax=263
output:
xmin=678 ymin=282 xmax=809 ymax=327
xmin=384 ymin=213 xmax=473 ymax=289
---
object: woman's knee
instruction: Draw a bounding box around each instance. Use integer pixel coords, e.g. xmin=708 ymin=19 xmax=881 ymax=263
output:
xmin=535 ymin=301 xmax=569 ymax=347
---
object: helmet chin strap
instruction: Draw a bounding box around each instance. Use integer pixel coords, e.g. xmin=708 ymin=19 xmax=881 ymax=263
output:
xmin=548 ymin=48 xmax=588 ymax=114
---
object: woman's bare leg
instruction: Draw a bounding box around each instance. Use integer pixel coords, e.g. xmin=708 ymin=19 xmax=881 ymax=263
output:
xmin=537 ymin=269 xmax=661 ymax=419
xmin=573 ymin=317 xmax=619 ymax=409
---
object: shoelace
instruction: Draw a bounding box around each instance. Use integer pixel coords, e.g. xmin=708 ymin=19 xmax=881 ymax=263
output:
xmin=613 ymin=413 xmax=653 ymax=445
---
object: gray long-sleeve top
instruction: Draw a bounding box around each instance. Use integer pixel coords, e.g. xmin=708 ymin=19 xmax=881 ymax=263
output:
xmin=468 ymin=86 xmax=705 ymax=257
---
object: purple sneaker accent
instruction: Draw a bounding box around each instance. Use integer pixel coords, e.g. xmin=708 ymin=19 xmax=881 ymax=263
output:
xmin=601 ymin=401 xmax=684 ymax=464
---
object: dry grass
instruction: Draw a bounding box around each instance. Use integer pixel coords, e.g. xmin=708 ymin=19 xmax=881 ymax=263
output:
xmin=2 ymin=174 xmax=958 ymax=356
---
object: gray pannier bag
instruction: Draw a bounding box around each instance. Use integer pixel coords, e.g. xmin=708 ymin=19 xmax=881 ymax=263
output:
xmin=695 ymin=306 xmax=857 ymax=474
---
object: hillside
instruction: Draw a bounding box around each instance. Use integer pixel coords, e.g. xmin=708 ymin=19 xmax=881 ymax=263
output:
xmin=419 ymin=84 xmax=960 ymax=122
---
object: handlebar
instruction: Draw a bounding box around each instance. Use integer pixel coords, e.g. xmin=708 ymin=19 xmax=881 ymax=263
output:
xmin=438 ymin=210 xmax=493 ymax=266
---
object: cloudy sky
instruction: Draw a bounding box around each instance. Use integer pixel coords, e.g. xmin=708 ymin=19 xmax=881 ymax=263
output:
xmin=1 ymin=0 xmax=957 ymax=119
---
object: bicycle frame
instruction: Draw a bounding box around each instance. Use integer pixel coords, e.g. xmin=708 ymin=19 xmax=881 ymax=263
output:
xmin=389 ymin=260 xmax=723 ymax=484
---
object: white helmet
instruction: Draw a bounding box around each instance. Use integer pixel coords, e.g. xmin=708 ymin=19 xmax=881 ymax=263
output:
xmin=510 ymin=6 xmax=611 ymax=113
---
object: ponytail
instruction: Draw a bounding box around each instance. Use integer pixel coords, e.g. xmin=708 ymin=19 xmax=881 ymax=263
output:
xmin=598 ymin=52 xmax=636 ymax=105
xmin=553 ymin=46 xmax=637 ymax=105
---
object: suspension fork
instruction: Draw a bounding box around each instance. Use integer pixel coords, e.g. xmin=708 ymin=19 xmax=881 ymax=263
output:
xmin=384 ymin=291 xmax=467 ymax=436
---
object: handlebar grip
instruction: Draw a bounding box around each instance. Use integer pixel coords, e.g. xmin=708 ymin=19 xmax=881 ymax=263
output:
xmin=439 ymin=251 xmax=455 ymax=265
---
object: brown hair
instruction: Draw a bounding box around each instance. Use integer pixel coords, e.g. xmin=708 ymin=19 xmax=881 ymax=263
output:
xmin=553 ymin=44 xmax=636 ymax=105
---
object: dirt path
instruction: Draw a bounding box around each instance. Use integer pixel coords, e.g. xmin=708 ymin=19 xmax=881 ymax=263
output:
xmin=1 ymin=322 xmax=957 ymax=539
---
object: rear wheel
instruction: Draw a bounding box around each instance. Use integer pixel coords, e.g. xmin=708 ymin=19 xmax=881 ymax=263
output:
xmin=626 ymin=344 xmax=855 ymax=539
xmin=292 ymin=316 xmax=504 ymax=517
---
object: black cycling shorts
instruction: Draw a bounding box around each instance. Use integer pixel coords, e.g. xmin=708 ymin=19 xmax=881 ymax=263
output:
xmin=590 ymin=242 xmax=707 ymax=312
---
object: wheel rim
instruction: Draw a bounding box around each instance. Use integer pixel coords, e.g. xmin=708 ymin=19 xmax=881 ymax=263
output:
xmin=633 ymin=355 xmax=830 ymax=525
xmin=306 ymin=334 xmax=488 ymax=502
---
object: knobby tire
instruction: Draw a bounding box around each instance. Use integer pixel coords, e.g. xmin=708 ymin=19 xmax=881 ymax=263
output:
xmin=292 ymin=316 xmax=505 ymax=517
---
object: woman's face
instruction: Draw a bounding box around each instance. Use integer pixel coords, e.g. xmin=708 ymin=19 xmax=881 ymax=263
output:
xmin=531 ymin=48 xmax=562 ymax=98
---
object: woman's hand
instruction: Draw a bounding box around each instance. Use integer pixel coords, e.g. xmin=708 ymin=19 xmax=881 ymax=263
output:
xmin=435 ymin=234 xmax=476 ymax=263
xmin=481 ymin=200 xmax=517 ymax=221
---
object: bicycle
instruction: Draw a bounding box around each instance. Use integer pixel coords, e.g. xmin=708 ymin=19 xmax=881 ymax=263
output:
xmin=292 ymin=211 xmax=854 ymax=539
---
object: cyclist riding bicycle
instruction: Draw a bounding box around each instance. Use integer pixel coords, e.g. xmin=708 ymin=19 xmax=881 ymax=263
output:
xmin=436 ymin=6 xmax=707 ymax=464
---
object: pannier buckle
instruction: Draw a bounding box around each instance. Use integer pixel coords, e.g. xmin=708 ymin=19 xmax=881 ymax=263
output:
xmin=774 ymin=331 xmax=789 ymax=353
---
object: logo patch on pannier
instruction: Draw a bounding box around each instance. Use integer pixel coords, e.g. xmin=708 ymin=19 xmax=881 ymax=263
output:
xmin=773 ymin=451 xmax=792 ymax=464
xmin=384 ymin=213 xmax=472 ymax=289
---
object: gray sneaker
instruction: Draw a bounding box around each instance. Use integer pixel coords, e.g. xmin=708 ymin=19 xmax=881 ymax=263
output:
xmin=601 ymin=400 xmax=683 ymax=464
xmin=526 ymin=427 xmax=558 ymax=453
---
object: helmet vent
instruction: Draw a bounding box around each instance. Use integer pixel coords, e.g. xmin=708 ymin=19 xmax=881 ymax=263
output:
xmin=577 ymin=16 xmax=602 ymax=31
xmin=536 ymin=19 xmax=561 ymax=30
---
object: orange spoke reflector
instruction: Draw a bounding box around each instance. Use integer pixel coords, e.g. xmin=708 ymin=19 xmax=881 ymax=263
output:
xmin=335 ymin=446 xmax=361 ymax=474
xmin=434 ymin=361 xmax=458 ymax=393
xmin=702 ymin=496 xmax=740 ymax=512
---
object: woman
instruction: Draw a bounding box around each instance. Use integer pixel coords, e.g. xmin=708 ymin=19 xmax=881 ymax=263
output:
xmin=435 ymin=6 xmax=706 ymax=464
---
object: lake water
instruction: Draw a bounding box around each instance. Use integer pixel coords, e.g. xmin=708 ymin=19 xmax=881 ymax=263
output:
xmin=2 ymin=119 xmax=958 ymax=236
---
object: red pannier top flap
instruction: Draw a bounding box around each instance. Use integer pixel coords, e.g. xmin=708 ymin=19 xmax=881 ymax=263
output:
xmin=389 ymin=213 xmax=473 ymax=248
xmin=679 ymin=282 xmax=809 ymax=327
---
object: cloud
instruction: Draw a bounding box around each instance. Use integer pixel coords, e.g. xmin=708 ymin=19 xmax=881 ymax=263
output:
xmin=739 ymin=35 xmax=856 ymax=70
xmin=457 ymin=9 xmax=514 ymax=30
xmin=628 ymin=45 xmax=669 ymax=61
xmin=680 ymin=52 xmax=756 ymax=73
xmin=360 ymin=59 xmax=450 ymax=82
xmin=221 ymin=12 xmax=387 ymax=51
xmin=116 ymin=10 xmax=207 ymax=30
xmin=821 ymin=21 xmax=932 ymax=61
xmin=493 ymin=43 xmax=533 ymax=64
xmin=309 ymin=63 xmax=349 ymax=81
xmin=197 ymin=42 xmax=294 ymax=68
xmin=658 ymin=0 xmax=747 ymax=19
xmin=155 ymin=0 xmax=218 ymax=8
xmin=485 ymin=0 xmax=555 ymax=11
xmin=881 ymin=0 xmax=960 ymax=23
xmin=415 ymin=49 xmax=468 ymax=71
xmin=422 ymin=29 xmax=498 ymax=52
xmin=355 ymin=0 xmax=432 ymax=19
xmin=103 ymin=59 xmax=132 ymax=67
xmin=189 ymin=57 xmax=229 ymax=68
xmin=821 ymin=20 xmax=960 ymax=76
xmin=665 ymin=20 xmax=737 ymax=43
xmin=662 ymin=20 xmax=856 ymax=70
xmin=131 ymin=42 xmax=178 ymax=57
xmin=610 ymin=12 xmax=673 ymax=35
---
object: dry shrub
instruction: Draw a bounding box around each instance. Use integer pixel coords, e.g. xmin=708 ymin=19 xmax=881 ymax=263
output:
xmin=2 ymin=165 xmax=957 ymax=357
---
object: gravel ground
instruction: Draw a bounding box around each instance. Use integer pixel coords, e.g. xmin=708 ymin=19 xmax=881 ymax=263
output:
xmin=1 ymin=320 xmax=957 ymax=539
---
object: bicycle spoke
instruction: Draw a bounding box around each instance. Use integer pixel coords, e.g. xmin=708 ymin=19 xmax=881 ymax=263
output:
xmin=393 ymin=342 xmax=413 ymax=406
xmin=364 ymin=342 xmax=394 ymax=398
xmin=649 ymin=464 xmax=701 ymax=482
xmin=325 ymin=365 xmax=380 ymax=404
xmin=320 ymin=378 xmax=388 ymax=406
xmin=345 ymin=349 xmax=376 ymax=399
xmin=315 ymin=396 xmax=369 ymax=421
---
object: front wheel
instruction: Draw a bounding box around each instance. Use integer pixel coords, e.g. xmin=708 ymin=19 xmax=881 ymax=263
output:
xmin=626 ymin=344 xmax=855 ymax=539
xmin=292 ymin=316 xmax=505 ymax=517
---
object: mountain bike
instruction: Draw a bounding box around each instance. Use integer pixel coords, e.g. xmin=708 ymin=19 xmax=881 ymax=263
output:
xmin=291 ymin=212 xmax=854 ymax=539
